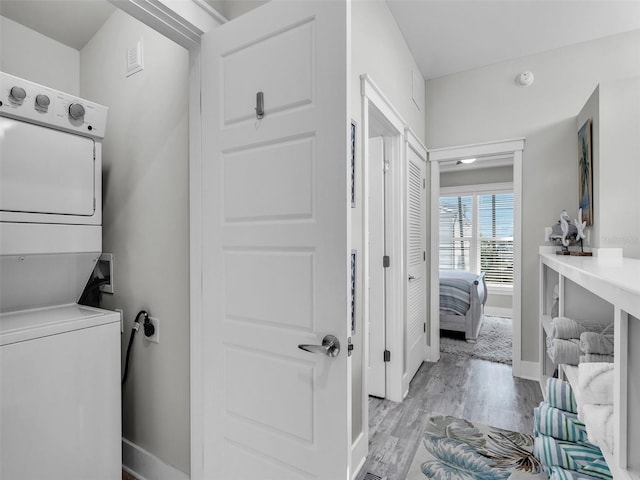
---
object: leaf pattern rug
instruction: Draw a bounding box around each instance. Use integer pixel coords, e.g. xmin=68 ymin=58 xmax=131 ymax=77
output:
xmin=406 ymin=415 xmax=547 ymax=480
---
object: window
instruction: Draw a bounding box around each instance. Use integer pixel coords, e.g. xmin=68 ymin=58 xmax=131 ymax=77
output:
xmin=439 ymin=185 xmax=514 ymax=287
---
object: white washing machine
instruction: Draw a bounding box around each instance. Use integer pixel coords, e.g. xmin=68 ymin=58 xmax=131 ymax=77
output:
xmin=0 ymin=72 xmax=121 ymax=479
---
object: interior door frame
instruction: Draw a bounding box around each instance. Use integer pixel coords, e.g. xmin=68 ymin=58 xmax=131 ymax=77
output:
xmin=105 ymin=1 xmax=222 ymax=477
xmin=365 ymin=136 xmax=387 ymax=401
xmin=361 ymin=74 xmax=407 ymax=404
xmin=427 ymin=138 xmax=528 ymax=378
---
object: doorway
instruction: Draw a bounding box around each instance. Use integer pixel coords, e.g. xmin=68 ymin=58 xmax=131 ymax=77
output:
xmin=0 ymin=3 xmax=203 ymax=478
xmin=428 ymin=139 xmax=527 ymax=377
xmin=361 ymin=75 xmax=406 ymax=405
xmin=367 ymin=135 xmax=387 ymax=398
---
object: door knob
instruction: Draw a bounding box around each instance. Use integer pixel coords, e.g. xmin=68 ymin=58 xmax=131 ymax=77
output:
xmin=298 ymin=335 xmax=340 ymax=357
xmin=408 ymin=274 xmax=416 ymax=281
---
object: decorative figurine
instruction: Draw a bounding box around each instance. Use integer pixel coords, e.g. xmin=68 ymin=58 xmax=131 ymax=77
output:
xmin=560 ymin=210 xmax=571 ymax=247
xmin=572 ymin=208 xmax=592 ymax=256
xmin=549 ymin=209 xmax=578 ymax=255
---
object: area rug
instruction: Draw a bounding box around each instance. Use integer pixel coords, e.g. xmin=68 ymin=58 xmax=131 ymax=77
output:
xmin=406 ymin=414 xmax=546 ymax=480
xmin=440 ymin=315 xmax=512 ymax=364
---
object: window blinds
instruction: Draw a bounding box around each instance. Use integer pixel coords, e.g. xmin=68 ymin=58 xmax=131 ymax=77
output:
xmin=479 ymin=193 xmax=513 ymax=285
xmin=439 ymin=195 xmax=472 ymax=270
xmin=439 ymin=191 xmax=514 ymax=286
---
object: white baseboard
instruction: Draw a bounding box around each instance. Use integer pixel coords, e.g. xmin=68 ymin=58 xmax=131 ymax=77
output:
xmin=512 ymin=360 xmax=539 ymax=381
xmin=122 ymin=438 xmax=189 ymax=480
xmin=424 ymin=345 xmax=440 ymax=363
xmin=351 ymin=431 xmax=367 ymax=480
xmin=485 ymin=307 xmax=513 ymax=317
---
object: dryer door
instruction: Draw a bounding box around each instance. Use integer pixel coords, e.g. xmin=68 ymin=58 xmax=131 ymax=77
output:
xmin=1 ymin=116 xmax=95 ymax=217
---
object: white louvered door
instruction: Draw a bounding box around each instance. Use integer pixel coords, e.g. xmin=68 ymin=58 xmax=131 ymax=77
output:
xmin=405 ymin=143 xmax=427 ymax=383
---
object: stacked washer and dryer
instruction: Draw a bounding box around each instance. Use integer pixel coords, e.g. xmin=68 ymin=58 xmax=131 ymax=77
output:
xmin=0 ymin=72 xmax=121 ymax=479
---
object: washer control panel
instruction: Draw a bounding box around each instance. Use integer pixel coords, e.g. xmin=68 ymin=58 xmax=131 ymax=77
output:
xmin=0 ymin=72 xmax=108 ymax=139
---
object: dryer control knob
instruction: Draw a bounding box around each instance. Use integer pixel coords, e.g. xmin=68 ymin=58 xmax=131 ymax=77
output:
xmin=69 ymin=102 xmax=85 ymax=120
xmin=10 ymin=86 xmax=27 ymax=101
xmin=35 ymin=94 xmax=50 ymax=108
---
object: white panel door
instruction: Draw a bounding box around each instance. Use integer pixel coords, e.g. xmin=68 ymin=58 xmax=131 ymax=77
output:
xmin=367 ymin=137 xmax=386 ymax=398
xmin=201 ymin=2 xmax=350 ymax=479
xmin=405 ymin=146 xmax=427 ymax=383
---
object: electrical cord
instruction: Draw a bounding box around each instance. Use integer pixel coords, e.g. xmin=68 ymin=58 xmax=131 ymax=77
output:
xmin=122 ymin=310 xmax=148 ymax=387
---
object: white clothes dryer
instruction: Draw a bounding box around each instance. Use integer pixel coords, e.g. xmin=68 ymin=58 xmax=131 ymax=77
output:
xmin=0 ymin=72 xmax=121 ymax=479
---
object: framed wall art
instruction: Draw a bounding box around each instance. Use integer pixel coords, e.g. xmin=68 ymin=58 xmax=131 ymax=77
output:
xmin=351 ymin=120 xmax=356 ymax=208
xmin=578 ymin=118 xmax=593 ymax=226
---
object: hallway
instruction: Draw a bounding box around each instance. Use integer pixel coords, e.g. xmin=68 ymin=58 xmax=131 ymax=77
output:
xmin=356 ymin=352 xmax=543 ymax=480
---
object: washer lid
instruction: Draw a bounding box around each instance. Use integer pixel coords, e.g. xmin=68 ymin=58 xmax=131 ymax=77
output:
xmin=0 ymin=303 xmax=119 ymax=346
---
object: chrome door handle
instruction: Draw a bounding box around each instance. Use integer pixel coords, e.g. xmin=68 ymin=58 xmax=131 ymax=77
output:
xmin=298 ymin=335 xmax=341 ymax=357
xmin=408 ymin=275 xmax=416 ymax=281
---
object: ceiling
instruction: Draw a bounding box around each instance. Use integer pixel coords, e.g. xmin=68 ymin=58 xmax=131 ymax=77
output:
xmin=1 ymin=0 xmax=639 ymax=79
xmin=386 ymin=0 xmax=640 ymax=80
xmin=0 ymin=0 xmax=116 ymax=50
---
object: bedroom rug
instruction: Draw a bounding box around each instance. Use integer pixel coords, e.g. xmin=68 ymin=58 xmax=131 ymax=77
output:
xmin=440 ymin=315 xmax=512 ymax=364
xmin=406 ymin=414 xmax=546 ymax=480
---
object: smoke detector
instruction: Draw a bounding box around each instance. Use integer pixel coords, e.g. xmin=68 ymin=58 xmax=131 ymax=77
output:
xmin=515 ymin=71 xmax=534 ymax=87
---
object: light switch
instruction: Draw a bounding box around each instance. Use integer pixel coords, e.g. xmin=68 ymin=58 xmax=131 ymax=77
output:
xmin=126 ymin=39 xmax=143 ymax=77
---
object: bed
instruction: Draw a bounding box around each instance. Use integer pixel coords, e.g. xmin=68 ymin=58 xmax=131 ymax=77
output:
xmin=439 ymin=270 xmax=487 ymax=342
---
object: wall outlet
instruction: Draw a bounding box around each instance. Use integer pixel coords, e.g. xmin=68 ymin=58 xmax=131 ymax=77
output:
xmin=115 ymin=308 xmax=124 ymax=333
xmin=145 ymin=317 xmax=159 ymax=344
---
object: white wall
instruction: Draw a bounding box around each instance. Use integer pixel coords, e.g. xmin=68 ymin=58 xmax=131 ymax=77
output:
xmin=352 ymin=0 xmax=425 ymax=142
xmin=208 ymin=0 xmax=268 ymax=20
xmin=350 ymin=0 xmax=426 ymax=438
xmin=80 ymin=9 xmax=190 ymax=474
xmin=426 ymin=29 xmax=640 ymax=362
xmin=595 ymin=77 xmax=640 ymax=257
xmin=485 ymin=293 xmax=512 ymax=314
xmin=0 ymin=15 xmax=79 ymax=94
xmin=440 ymin=165 xmax=512 ymax=188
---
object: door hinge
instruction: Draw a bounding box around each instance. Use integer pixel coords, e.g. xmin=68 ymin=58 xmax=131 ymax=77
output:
xmin=383 ymin=350 xmax=391 ymax=362
xmin=383 ymin=255 xmax=390 ymax=268
xmin=423 ymin=323 xmax=426 ymax=333
xmin=423 ymin=251 xmax=426 ymax=261
xmin=423 ymin=178 xmax=426 ymax=189
xmin=347 ymin=337 xmax=354 ymax=357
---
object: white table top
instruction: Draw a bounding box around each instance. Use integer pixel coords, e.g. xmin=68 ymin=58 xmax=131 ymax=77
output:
xmin=540 ymin=250 xmax=640 ymax=319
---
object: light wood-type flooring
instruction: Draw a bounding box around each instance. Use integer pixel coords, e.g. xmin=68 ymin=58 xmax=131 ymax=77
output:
xmin=121 ymin=353 xmax=541 ymax=480
xmin=355 ymin=352 xmax=543 ymax=480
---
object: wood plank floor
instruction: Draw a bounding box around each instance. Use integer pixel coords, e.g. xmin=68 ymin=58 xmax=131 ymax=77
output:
xmin=355 ymin=352 xmax=543 ymax=480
